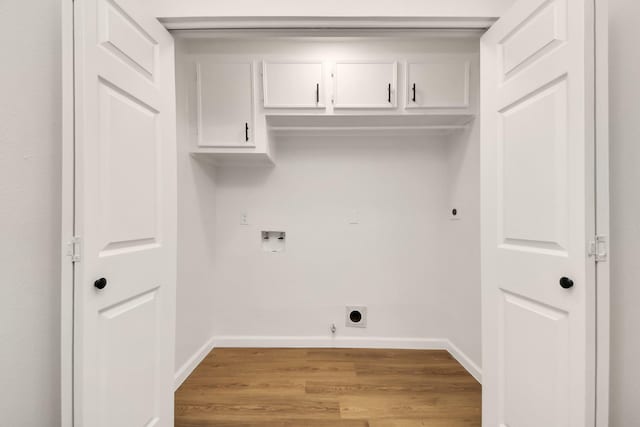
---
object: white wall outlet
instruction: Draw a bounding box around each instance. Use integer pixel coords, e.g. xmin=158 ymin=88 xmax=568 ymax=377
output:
xmin=240 ymin=212 xmax=249 ymax=225
xmin=345 ymin=306 xmax=367 ymax=328
xmin=348 ymin=209 xmax=360 ymax=225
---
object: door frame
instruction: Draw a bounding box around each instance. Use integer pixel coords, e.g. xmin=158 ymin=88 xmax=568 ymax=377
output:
xmin=61 ymin=0 xmax=75 ymax=425
xmin=594 ymin=0 xmax=610 ymax=424
xmin=60 ymin=6 xmax=610 ymax=427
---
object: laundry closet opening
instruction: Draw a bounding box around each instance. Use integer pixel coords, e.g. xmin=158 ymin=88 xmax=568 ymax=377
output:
xmin=173 ymin=30 xmax=483 ymax=423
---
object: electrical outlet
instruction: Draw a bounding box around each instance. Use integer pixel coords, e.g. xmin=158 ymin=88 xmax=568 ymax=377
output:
xmin=348 ymin=209 xmax=360 ymax=225
xmin=240 ymin=212 xmax=248 ymax=225
xmin=345 ymin=306 xmax=367 ymax=328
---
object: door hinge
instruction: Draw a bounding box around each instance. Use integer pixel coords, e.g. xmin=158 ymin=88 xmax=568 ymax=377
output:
xmin=588 ymin=235 xmax=608 ymax=262
xmin=66 ymin=236 xmax=81 ymax=263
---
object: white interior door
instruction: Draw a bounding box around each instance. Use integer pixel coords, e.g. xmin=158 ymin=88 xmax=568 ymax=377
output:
xmin=73 ymin=0 xmax=176 ymax=425
xmin=481 ymin=0 xmax=597 ymax=426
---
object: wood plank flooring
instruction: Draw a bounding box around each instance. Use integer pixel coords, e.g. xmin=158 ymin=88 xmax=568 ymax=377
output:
xmin=175 ymin=348 xmax=481 ymax=427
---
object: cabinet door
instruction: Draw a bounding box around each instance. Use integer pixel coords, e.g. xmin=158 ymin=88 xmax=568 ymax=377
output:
xmin=197 ymin=62 xmax=254 ymax=147
xmin=333 ymin=61 xmax=397 ymax=109
xmin=406 ymin=60 xmax=470 ymax=109
xmin=263 ymin=62 xmax=324 ymax=108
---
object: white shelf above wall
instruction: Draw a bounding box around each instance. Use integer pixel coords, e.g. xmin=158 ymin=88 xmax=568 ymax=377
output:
xmin=190 ymin=151 xmax=275 ymax=167
xmin=266 ymin=113 xmax=474 ymax=137
xmin=190 ymin=113 xmax=473 ymax=167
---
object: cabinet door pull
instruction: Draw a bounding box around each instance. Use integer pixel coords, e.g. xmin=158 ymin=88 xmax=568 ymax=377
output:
xmin=316 ymin=83 xmax=320 ymax=104
xmin=388 ymin=83 xmax=392 ymax=103
xmin=245 ymin=122 xmax=249 ymax=142
xmin=412 ymin=83 xmax=416 ymax=102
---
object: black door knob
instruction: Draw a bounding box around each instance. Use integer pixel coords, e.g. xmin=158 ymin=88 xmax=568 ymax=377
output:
xmin=559 ymin=277 xmax=574 ymax=289
xmin=94 ymin=277 xmax=107 ymax=290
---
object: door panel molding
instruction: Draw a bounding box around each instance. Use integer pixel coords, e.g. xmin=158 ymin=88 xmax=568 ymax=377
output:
xmin=67 ymin=0 xmax=177 ymax=425
xmin=481 ymin=0 xmax=598 ymax=426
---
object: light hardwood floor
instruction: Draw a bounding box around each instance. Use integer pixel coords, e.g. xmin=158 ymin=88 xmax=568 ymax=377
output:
xmin=175 ymin=348 xmax=481 ymax=427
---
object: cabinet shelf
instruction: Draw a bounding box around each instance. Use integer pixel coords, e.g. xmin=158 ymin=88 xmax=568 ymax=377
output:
xmin=266 ymin=113 xmax=474 ymax=137
xmin=190 ymin=151 xmax=275 ymax=167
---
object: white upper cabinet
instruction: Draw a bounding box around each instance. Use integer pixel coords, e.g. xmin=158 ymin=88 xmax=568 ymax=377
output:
xmin=333 ymin=61 xmax=398 ymax=109
xmin=196 ymin=62 xmax=254 ymax=147
xmin=405 ymin=60 xmax=470 ymax=109
xmin=263 ymin=62 xmax=325 ymax=108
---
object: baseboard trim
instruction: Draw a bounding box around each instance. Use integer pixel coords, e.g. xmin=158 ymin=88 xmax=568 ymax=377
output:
xmin=445 ymin=339 xmax=482 ymax=383
xmin=207 ymin=335 xmax=482 ymax=383
xmin=212 ymin=335 xmax=448 ymax=350
xmin=174 ymin=337 xmax=215 ymax=391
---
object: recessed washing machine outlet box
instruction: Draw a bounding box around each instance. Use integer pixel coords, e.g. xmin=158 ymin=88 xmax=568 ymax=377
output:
xmin=345 ymin=306 xmax=367 ymax=328
xmin=261 ymin=231 xmax=286 ymax=253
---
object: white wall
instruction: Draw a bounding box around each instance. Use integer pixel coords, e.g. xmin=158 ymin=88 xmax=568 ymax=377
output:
xmin=0 ymin=1 xmax=62 ymax=425
xmin=212 ymin=135 xmax=453 ymax=342
xmin=444 ymin=119 xmax=481 ymax=366
xmin=174 ymin=39 xmax=218 ymax=379
xmin=609 ymin=0 xmax=640 ymax=424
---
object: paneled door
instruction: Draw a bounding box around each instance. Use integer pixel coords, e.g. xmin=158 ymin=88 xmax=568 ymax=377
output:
xmin=73 ymin=0 xmax=176 ymax=425
xmin=481 ymin=0 xmax=598 ymax=426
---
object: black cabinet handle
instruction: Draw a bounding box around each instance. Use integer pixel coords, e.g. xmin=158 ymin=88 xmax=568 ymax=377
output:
xmin=245 ymin=122 xmax=249 ymax=142
xmin=94 ymin=278 xmax=107 ymax=290
xmin=388 ymin=83 xmax=392 ymax=103
xmin=559 ymin=277 xmax=574 ymax=289
xmin=316 ymin=83 xmax=319 ymax=104
xmin=412 ymin=83 xmax=416 ymax=102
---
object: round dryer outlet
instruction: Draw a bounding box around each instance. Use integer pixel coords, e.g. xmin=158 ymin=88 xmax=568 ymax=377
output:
xmin=345 ymin=306 xmax=367 ymax=328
